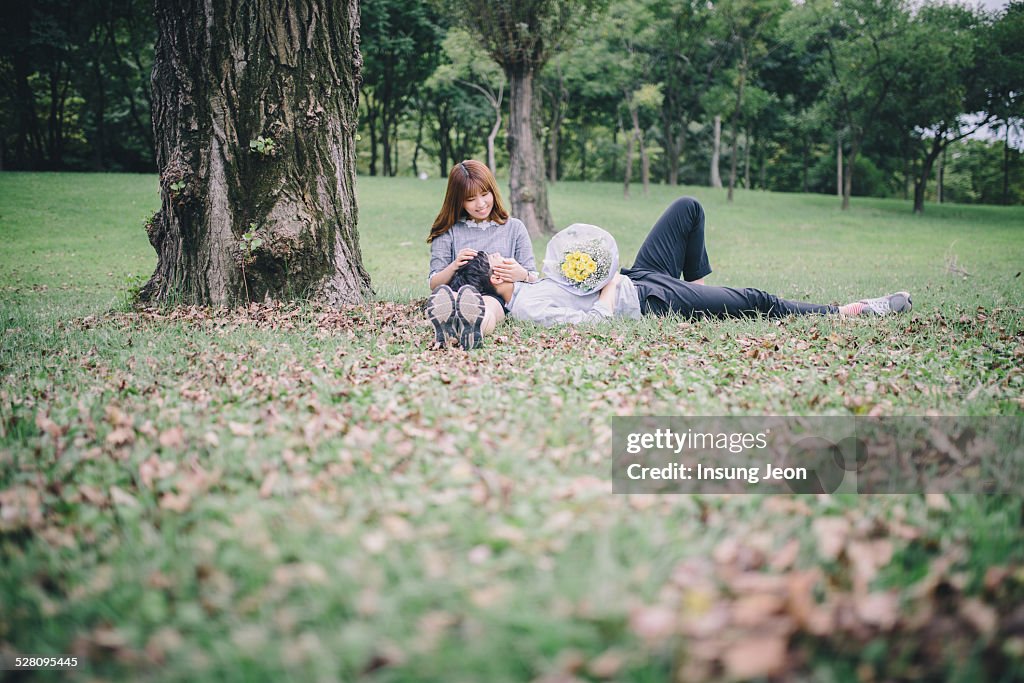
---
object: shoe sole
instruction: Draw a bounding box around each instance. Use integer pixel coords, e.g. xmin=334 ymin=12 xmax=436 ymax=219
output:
xmin=890 ymin=291 xmax=912 ymax=313
xmin=455 ymin=286 xmax=485 ymax=350
xmin=425 ymin=285 xmax=456 ymax=345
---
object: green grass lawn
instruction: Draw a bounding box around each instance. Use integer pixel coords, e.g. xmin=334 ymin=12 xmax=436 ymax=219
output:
xmin=1 ymin=173 xmax=1023 ymax=681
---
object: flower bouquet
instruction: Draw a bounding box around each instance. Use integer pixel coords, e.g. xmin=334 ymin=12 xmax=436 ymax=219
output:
xmin=542 ymin=223 xmax=620 ymax=295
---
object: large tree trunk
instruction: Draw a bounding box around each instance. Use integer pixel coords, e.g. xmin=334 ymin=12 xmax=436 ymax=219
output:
xmin=506 ymin=64 xmax=553 ymax=237
xmin=142 ymin=0 xmax=371 ymax=307
xmin=710 ymin=115 xmax=722 ymax=188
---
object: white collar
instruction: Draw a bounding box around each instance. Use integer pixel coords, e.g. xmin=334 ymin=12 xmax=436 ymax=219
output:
xmin=462 ymin=218 xmax=497 ymax=229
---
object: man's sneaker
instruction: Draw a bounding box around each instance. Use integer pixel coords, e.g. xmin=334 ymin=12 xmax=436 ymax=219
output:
xmin=859 ymin=291 xmax=913 ymax=315
xmin=425 ymin=285 xmax=457 ymax=346
xmin=454 ymin=285 xmax=486 ymax=350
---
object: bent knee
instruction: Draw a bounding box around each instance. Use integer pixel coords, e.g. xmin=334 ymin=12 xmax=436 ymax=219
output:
xmin=670 ymin=196 xmax=703 ymax=214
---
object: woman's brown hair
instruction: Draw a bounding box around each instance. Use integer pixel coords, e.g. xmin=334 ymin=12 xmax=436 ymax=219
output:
xmin=427 ymin=160 xmax=509 ymax=243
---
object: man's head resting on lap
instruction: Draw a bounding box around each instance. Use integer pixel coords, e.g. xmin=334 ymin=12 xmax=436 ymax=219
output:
xmin=450 ymin=252 xmax=506 ymax=301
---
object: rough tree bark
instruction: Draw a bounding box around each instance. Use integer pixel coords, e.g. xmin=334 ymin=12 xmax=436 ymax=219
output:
xmin=507 ymin=65 xmax=553 ymax=238
xmin=142 ymin=0 xmax=371 ymax=307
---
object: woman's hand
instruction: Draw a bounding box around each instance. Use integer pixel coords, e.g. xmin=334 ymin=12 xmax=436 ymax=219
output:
xmin=430 ymin=248 xmax=480 ymax=289
xmin=454 ymin=248 xmax=478 ymax=268
xmin=492 ymin=258 xmax=528 ymax=282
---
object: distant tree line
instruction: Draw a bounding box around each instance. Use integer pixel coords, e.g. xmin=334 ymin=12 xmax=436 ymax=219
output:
xmin=0 ymin=0 xmax=155 ymax=172
xmin=359 ymin=0 xmax=1024 ymax=213
xmin=2 ymin=0 xmax=1022 ymax=211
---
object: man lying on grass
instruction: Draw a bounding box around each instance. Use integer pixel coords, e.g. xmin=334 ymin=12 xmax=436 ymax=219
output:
xmin=426 ymin=197 xmax=911 ymax=347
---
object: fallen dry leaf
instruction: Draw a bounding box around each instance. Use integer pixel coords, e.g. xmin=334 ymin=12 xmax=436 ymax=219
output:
xmin=109 ymin=486 xmax=138 ymax=507
xmin=856 ymin=591 xmax=899 ymax=629
xmin=158 ymin=426 xmax=185 ymax=448
xmin=812 ymin=516 xmax=850 ymax=561
xmin=228 ymin=421 xmax=254 ymax=437
xmin=732 ymin=593 xmax=786 ymax=627
xmin=629 ymin=605 xmax=677 ymax=643
xmin=259 ymin=470 xmax=278 ymax=498
xmin=722 ymin=636 xmax=787 ymax=679
xmin=159 ymin=491 xmax=191 ymax=513
xmin=959 ymin=598 xmax=998 ymax=637
xmin=587 ymin=649 xmax=626 ymax=679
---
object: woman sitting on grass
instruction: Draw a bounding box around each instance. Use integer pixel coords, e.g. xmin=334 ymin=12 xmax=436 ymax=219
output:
xmin=425 ymin=159 xmax=538 ymax=350
xmin=430 ymin=197 xmax=911 ymax=338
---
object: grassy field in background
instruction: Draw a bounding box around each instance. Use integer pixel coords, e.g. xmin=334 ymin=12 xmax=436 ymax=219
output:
xmin=1 ymin=173 xmax=1023 ymax=681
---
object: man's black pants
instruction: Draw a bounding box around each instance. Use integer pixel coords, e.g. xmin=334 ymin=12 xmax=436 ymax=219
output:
xmin=620 ymin=197 xmax=838 ymax=319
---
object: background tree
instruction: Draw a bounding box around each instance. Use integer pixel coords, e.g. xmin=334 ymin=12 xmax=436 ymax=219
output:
xmin=3 ymin=0 xmax=1021 ymax=208
xmin=988 ymin=2 xmax=1024 ymax=205
xmin=538 ymin=25 xmax=621 ymax=182
xmin=648 ymin=0 xmax=718 ymax=187
xmin=142 ymin=0 xmax=369 ymax=307
xmin=896 ymin=4 xmax=995 ymax=214
xmin=590 ymin=0 xmax=660 ymax=197
xmin=0 ymin=0 xmax=155 ymax=171
xmin=430 ymin=28 xmax=506 ymax=175
xmin=360 ymin=0 xmax=443 ymax=176
xmin=713 ymin=0 xmax=787 ymax=203
xmin=792 ymin=0 xmax=911 ymax=210
xmin=421 ymin=55 xmax=498 ymax=177
xmin=443 ymin=0 xmax=606 ymax=237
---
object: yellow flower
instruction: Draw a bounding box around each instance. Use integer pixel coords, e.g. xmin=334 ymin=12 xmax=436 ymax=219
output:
xmin=561 ymin=251 xmax=597 ymax=283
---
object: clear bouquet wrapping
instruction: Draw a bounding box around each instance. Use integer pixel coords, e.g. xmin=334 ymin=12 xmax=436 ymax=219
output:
xmin=542 ymin=223 xmax=620 ymax=296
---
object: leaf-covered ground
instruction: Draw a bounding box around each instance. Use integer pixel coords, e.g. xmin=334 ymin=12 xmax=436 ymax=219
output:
xmin=2 ymin=174 xmax=1023 ymax=681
